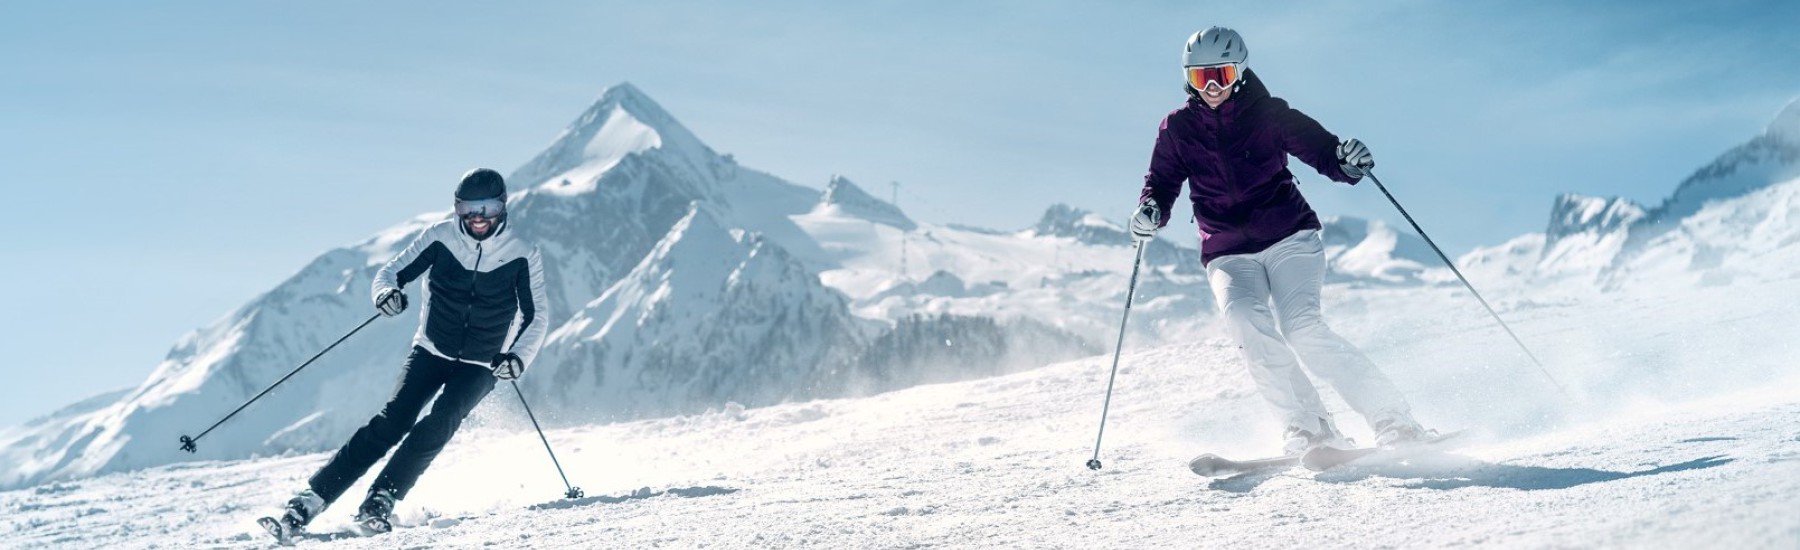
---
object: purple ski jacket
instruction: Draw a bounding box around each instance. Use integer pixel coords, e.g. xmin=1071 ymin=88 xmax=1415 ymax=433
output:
xmin=1139 ymin=69 xmax=1359 ymax=266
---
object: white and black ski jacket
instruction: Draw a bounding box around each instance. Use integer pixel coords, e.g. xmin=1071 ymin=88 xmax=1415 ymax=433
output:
xmin=372 ymin=220 xmax=550 ymax=373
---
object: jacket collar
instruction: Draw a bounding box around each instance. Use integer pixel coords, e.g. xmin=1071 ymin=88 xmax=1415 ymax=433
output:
xmin=1185 ymin=68 xmax=1270 ymax=120
xmin=455 ymin=219 xmax=509 ymax=247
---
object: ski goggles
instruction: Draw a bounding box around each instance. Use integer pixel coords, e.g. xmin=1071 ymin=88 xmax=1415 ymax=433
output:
xmin=454 ymin=197 xmax=506 ymax=219
xmin=1186 ymin=63 xmax=1242 ymax=91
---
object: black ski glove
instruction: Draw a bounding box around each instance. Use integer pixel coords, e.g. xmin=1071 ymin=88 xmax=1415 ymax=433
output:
xmin=375 ymin=289 xmax=408 ymax=317
xmin=491 ymin=353 xmax=523 ymax=381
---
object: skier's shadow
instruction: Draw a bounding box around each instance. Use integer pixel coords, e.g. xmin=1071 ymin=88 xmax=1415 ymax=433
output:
xmin=1315 ymin=452 xmax=1734 ymax=491
xmin=1204 ymin=453 xmax=1733 ymax=493
xmin=527 ymin=485 xmax=741 ymax=510
xmin=1206 ymin=468 xmax=1293 ymax=493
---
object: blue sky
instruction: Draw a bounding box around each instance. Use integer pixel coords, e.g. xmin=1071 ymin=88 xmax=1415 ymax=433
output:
xmin=2 ymin=1 xmax=1797 ymax=426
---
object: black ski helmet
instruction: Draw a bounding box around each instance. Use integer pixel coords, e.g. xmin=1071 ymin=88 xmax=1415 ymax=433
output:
xmin=453 ymin=168 xmax=508 ymax=240
xmin=455 ymin=168 xmax=507 ymax=201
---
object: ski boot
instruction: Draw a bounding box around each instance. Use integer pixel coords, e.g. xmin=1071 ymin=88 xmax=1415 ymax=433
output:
xmin=354 ymin=487 xmax=397 ymax=535
xmin=1281 ymin=419 xmax=1350 ymax=456
xmin=1372 ymin=415 xmax=1433 ymax=448
xmin=258 ymin=488 xmax=324 ymax=545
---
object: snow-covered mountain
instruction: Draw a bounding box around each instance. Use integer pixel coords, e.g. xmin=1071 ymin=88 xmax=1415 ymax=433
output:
xmin=813 ymin=175 xmax=916 ymax=231
xmin=525 ymin=205 xmax=873 ymax=420
xmin=1318 ymin=216 xmax=1439 ymax=285
xmin=1535 ymin=194 xmax=1649 ymax=279
xmin=1632 ymin=98 xmax=1800 ymax=239
xmin=509 ymin=82 xmax=720 ymax=197
xmin=1601 ymin=98 xmax=1800 ymax=287
xmin=1459 ymin=96 xmax=1800 ymax=291
xmin=1029 ymin=203 xmax=1132 ymax=245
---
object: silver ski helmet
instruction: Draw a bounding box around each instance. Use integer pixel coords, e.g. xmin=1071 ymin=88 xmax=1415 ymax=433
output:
xmin=1183 ymin=26 xmax=1248 ymax=95
xmin=453 ymin=168 xmax=507 ymax=240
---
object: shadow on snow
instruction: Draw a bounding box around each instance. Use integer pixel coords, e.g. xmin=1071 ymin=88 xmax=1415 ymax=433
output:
xmin=528 ymin=485 xmax=741 ymax=511
xmin=1332 ymin=454 xmax=1734 ymax=491
xmin=1206 ymin=453 xmax=1733 ymax=493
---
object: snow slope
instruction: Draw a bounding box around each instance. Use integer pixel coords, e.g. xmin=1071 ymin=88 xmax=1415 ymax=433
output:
xmin=3 ymin=250 xmax=1796 ymax=548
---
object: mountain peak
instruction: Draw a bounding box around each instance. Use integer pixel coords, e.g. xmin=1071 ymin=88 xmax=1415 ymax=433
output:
xmin=593 ymin=82 xmax=674 ymax=128
xmin=1645 ymin=95 xmax=1800 ymax=229
xmin=599 ymin=81 xmax=649 ymax=102
xmin=815 ymin=176 xmax=916 ymax=231
xmin=1030 ymin=204 xmax=1129 ymax=245
xmin=1545 ymin=194 xmax=1646 ymax=244
xmin=509 ymin=82 xmax=717 ymax=194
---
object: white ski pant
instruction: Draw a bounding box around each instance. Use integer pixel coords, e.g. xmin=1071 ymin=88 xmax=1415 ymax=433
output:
xmin=1205 ymin=229 xmax=1412 ymax=434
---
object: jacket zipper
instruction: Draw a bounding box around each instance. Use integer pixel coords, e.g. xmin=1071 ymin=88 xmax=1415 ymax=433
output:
xmin=456 ymin=243 xmax=484 ymax=360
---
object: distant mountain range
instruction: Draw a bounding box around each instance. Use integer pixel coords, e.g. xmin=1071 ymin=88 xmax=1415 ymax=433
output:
xmin=1459 ymin=96 xmax=1800 ymax=292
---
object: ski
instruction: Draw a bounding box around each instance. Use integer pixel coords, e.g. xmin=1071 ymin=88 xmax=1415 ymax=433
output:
xmin=258 ymin=517 xmax=398 ymax=545
xmin=356 ymin=515 xmax=393 ymax=536
xmin=256 ymin=515 xmax=297 ymax=546
xmin=1300 ymin=429 xmax=1467 ymax=472
xmin=257 ymin=511 xmax=404 ymax=545
xmin=1188 ymin=452 xmax=1300 ymax=477
xmin=255 ymin=490 xmax=587 ymax=544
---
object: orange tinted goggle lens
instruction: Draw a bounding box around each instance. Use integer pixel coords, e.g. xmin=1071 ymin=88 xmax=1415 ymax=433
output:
xmin=1188 ymin=64 xmax=1239 ymax=89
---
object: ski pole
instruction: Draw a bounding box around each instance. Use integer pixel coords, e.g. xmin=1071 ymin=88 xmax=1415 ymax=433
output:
xmin=1365 ymin=170 xmax=1571 ymax=399
xmin=179 ymin=313 xmax=382 ymax=453
xmin=510 ymin=381 xmax=584 ymax=499
xmin=1086 ymin=240 xmax=1149 ymax=470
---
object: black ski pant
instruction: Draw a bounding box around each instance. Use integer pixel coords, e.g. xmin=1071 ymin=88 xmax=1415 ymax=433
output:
xmin=308 ymin=347 xmax=496 ymax=504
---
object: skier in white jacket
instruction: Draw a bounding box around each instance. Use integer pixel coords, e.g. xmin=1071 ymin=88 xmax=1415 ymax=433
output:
xmin=266 ymin=168 xmax=551 ymax=537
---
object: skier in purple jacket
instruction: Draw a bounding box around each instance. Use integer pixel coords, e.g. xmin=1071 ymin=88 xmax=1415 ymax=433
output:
xmin=1130 ymin=27 xmax=1426 ymax=455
